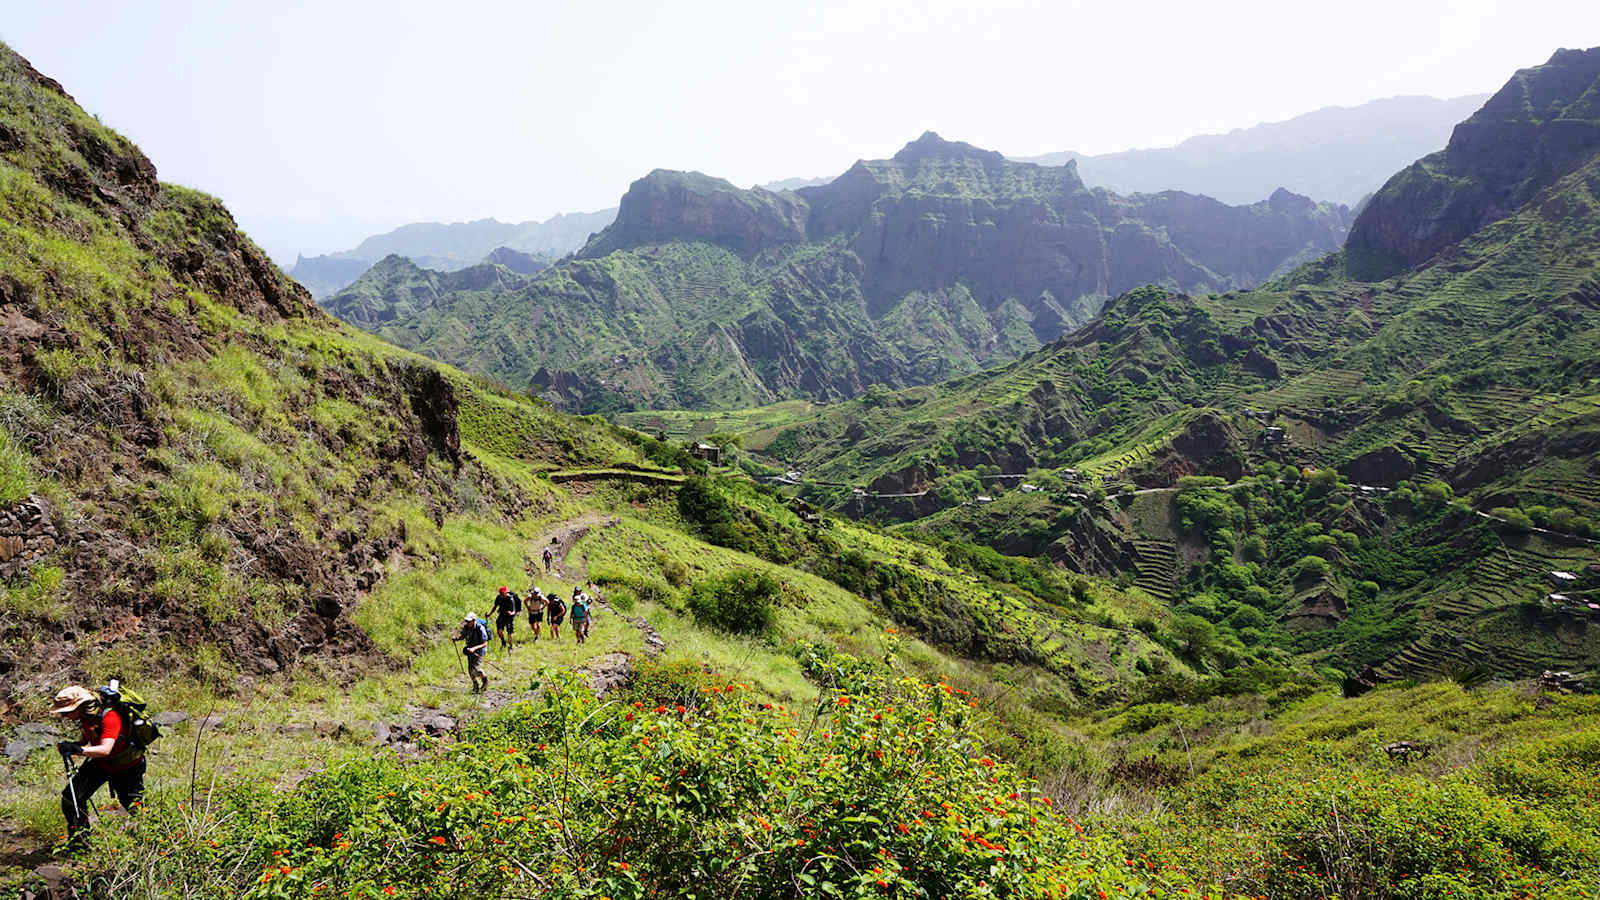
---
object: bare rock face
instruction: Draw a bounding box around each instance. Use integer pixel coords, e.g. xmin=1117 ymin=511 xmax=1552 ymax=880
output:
xmin=799 ymin=133 xmax=1350 ymax=340
xmin=1346 ymin=48 xmax=1600 ymax=280
xmin=581 ymin=170 xmax=808 ymax=258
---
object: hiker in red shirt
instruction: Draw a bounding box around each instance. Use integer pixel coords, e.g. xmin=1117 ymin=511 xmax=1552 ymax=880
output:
xmin=51 ymin=685 xmax=146 ymax=837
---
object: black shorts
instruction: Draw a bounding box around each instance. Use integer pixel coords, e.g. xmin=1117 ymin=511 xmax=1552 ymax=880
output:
xmin=549 ymin=613 xmax=565 ymax=625
xmin=496 ymin=614 xmax=515 ymax=630
xmin=527 ymin=607 xmax=545 ymax=623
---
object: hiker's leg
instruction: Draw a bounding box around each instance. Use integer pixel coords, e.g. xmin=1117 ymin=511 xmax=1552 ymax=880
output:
xmin=109 ymin=760 xmax=146 ymax=814
xmin=62 ymin=761 xmax=109 ymax=833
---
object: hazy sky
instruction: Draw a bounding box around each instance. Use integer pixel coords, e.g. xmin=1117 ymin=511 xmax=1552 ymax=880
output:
xmin=7 ymin=0 xmax=1600 ymax=262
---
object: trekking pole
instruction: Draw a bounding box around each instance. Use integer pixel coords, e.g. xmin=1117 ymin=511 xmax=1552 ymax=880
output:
xmin=61 ymin=749 xmax=79 ymax=824
xmin=60 ymin=748 xmax=99 ymax=831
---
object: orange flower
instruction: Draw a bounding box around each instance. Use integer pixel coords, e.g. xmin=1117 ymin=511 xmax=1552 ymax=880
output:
xmin=429 ymin=836 xmax=447 ymax=845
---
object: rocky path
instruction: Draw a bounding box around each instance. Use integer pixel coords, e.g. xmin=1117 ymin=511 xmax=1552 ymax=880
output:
xmin=529 ymin=514 xmax=667 ymax=659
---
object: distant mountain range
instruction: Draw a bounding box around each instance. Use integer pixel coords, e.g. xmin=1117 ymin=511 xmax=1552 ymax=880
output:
xmin=1012 ymin=94 xmax=1488 ymax=207
xmin=289 ymin=209 xmax=616 ymax=298
xmin=289 ymin=95 xmax=1476 ymax=301
xmin=325 ymin=133 xmax=1350 ymax=412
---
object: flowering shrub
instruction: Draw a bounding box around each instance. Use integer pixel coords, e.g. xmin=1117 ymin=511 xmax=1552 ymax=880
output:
xmin=94 ymin=671 xmax=1160 ymax=898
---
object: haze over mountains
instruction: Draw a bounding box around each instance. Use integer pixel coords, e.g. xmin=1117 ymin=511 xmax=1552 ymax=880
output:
xmin=1015 ymin=93 xmax=1489 ymax=206
xmin=326 ymin=134 xmax=1350 ymax=411
xmin=288 ymin=208 xmax=615 ymax=298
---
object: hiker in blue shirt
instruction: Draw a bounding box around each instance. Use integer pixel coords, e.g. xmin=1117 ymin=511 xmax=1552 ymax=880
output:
xmin=571 ymin=586 xmax=593 ymax=644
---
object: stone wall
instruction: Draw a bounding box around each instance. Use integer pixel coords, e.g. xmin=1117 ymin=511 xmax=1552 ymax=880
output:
xmin=0 ymin=495 xmax=59 ymax=580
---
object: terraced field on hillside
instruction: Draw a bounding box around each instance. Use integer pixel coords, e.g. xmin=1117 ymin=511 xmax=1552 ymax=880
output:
xmin=1376 ymin=535 xmax=1600 ymax=680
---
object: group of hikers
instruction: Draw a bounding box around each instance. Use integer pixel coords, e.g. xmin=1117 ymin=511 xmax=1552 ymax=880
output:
xmin=37 ymin=546 xmax=590 ymax=837
xmin=454 ymin=581 xmax=597 ymax=692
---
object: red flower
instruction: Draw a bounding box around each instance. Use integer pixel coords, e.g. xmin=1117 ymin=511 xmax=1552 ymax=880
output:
xmin=429 ymin=836 xmax=447 ymax=845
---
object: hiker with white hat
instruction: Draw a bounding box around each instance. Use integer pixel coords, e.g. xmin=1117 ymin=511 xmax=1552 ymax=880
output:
xmin=50 ymin=684 xmax=146 ymax=838
xmin=454 ymin=612 xmax=491 ymax=693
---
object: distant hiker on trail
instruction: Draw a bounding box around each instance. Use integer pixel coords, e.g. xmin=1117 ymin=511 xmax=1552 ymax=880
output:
xmin=546 ymin=593 xmax=567 ymax=641
xmin=51 ymin=685 xmax=146 ymax=839
xmin=492 ymin=586 xmax=522 ymax=652
xmin=570 ymin=587 xmax=591 ymax=644
xmin=542 ymin=546 xmax=554 ymax=572
xmin=456 ymin=612 xmax=490 ymax=692
xmin=525 ymin=586 xmax=548 ymax=641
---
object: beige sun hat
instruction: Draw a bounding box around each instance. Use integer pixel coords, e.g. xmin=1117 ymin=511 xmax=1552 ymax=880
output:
xmin=463 ymin=612 xmax=478 ymax=622
xmin=50 ymin=685 xmax=96 ymax=716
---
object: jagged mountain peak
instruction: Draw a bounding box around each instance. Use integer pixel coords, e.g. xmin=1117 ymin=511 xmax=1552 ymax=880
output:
xmin=577 ymin=167 xmax=808 ymax=258
xmin=891 ymin=131 xmax=1008 ymax=167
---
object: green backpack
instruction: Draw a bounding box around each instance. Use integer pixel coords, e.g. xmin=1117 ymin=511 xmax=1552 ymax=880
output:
xmin=96 ymin=679 xmax=161 ymax=751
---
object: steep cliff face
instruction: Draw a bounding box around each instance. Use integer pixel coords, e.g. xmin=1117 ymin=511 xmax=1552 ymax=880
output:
xmin=1346 ymin=48 xmax=1600 ymax=279
xmin=579 ymin=170 xmax=808 ymax=259
xmin=797 ymin=134 xmax=1349 ymax=338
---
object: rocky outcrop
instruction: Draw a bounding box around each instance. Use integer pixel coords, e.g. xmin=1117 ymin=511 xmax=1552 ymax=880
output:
xmin=581 ymin=170 xmax=808 ymax=258
xmin=345 ymin=133 xmax=1351 ymax=411
xmin=483 ymin=246 xmax=549 ymax=274
xmin=1341 ymin=445 xmax=1419 ymax=487
xmin=1346 ymin=48 xmax=1600 ymax=280
xmin=800 ymin=133 xmax=1350 ymax=337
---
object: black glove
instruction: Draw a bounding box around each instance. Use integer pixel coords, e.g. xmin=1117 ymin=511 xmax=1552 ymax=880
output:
xmin=57 ymin=741 xmax=80 ymax=757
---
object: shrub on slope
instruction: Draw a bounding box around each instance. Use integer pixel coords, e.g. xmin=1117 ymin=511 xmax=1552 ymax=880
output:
xmin=82 ymin=670 xmax=1156 ymax=899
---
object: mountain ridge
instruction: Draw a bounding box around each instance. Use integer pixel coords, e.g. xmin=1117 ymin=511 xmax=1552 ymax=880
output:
xmin=330 ymin=132 xmax=1350 ymax=412
xmin=288 ymin=208 xmax=616 ymax=297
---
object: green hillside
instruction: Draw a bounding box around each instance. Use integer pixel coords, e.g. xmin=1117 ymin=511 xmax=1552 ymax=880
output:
xmin=4 ymin=39 xmax=1600 ymax=900
xmin=326 ymin=135 xmax=1350 ymax=413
